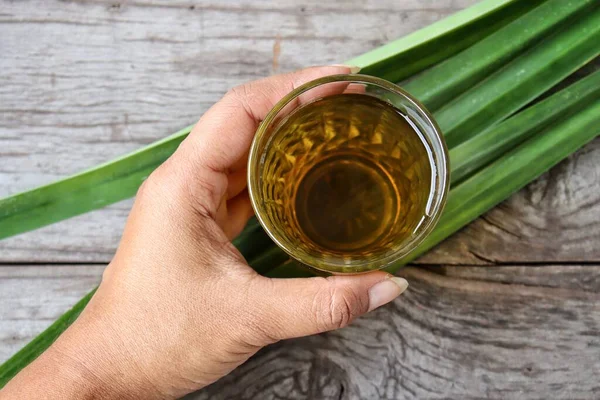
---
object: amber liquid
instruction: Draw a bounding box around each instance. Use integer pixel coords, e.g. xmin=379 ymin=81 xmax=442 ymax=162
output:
xmin=260 ymin=93 xmax=433 ymax=260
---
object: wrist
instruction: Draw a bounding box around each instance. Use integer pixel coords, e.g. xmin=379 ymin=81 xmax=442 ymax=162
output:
xmin=54 ymin=296 xmax=172 ymax=399
xmin=2 ymin=295 xmax=170 ymax=399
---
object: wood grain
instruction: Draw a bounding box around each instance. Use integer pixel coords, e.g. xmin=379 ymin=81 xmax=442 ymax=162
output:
xmin=428 ymin=264 xmax=600 ymax=292
xmin=0 ymin=0 xmax=469 ymax=194
xmin=2 ymin=264 xmax=599 ymax=399
xmin=191 ymin=266 xmax=600 ymax=399
xmin=0 ymin=265 xmax=103 ymax=362
xmin=1 ymin=1 xmax=600 ymax=397
xmin=418 ymin=137 xmax=600 ymax=265
xmin=1 ymin=0 xmax=598 ymax=264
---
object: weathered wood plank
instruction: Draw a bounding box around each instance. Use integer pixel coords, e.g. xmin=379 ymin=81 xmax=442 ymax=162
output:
xmin=2 ymin=264 xmax=599 ymax=399
xmin=191 ymin=266 xmax=600 ymax=399
xmin=2 ymin=1 xmax=599 ymax=397
xmin=0 ymin=265 xmax=104 ymax=362
xmin=1 ymin=1 xmax=599 ymax=264
xmin=428 ymin=264 xmax=600 ymax=292
xmin=0 ymin=0 xmax=470 ymax=191
xmin=418 ymin=137 xmax=600 ymax=265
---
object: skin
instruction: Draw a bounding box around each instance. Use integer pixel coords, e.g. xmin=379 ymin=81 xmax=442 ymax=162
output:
xmin=1 ymin=66 xmax=408 ymax=399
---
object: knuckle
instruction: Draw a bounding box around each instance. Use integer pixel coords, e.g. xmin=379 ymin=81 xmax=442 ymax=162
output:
xmin=140 ymin=159 xmax=223 ymax=222
xmin=226 ymin=84 xmax=254 ymax=115
xmin=187 ymin=174 xmax=220 ymax=219
xmin=101 ymin=264 xmax=113 ymax=283
xmin=135 ymin=169 xmax=162 ymax=201
xmin=226 ymin=84 xmax=251 ymax=104
xmin=137 ymin=158 xmax=177 ymax=198
xmin=313 ymin=283 xmax=364 ymax=331
xmin=135 ymin=177 xmax=151 ymax=199
xmin=226 ymin=81 xmax=275 ymax=121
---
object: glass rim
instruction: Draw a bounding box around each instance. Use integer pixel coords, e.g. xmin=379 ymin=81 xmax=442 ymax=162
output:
xmin=247 ymin=74 xmax=450 ymax=273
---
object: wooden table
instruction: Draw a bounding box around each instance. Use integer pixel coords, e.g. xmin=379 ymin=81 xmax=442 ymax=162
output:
xmin=1 ymin=1 xmax=599 ymax=398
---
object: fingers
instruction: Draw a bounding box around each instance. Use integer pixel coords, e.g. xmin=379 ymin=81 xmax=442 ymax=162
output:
xmin=182 ymin=65 xmax=356 ymax=173
xmin=170 ymin=65 xmax=357 ymax=218
xmin=248 ymin=272 xmax=408 ymax=341
xmin=343 ymin=82 xmax=367 ymax=95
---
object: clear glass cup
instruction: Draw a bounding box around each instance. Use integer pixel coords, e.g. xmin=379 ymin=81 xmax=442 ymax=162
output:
xmin=247 ymin=74 xmax=449 ymax=273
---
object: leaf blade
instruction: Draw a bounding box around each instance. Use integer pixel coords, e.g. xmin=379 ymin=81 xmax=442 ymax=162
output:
xmin=450 ymin=68 xmax=600 ymax=184
xmin=0 ymin=125 xmax=193 ymax=240
xmin=348 ymin=0 xmax=545 ymax=82
xmin=404 ymin=0 xmax=595 ymax=111
xmin=438 ymin=7 xmax=600 ymax=147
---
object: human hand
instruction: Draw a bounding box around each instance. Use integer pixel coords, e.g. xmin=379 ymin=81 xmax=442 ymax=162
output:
xmin=2 ymin=66 xmax=408 ymax=399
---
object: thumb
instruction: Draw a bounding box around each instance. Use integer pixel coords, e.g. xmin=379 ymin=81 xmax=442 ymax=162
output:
xmin=250 ymin=272 xmax=408 ymax=341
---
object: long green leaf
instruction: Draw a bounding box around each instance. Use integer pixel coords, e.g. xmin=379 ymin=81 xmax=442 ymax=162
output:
xmin=266 ymin=260 xmax=314 ymax=279
xmin=450 ymin=68 xmax=600 ymax=184
xmin=0 ymin=0 xmax=540 ymax=241
xmin=0 ymin=290 xmax=97 ymax=388
xmin=0 ymin=125 xmax=192 ymax=240
xmin=234 ymin=217 xmax=272 ymax=264
xmin=251 ymin=246 xmax=290 ymax=276
xmin=404 ymin=0 xmax=595 ymax=111
xmin=438 ymin=6 xmax=600 ymax=147
xmin=349 ymin=0 xmax=545 ymax=82
xmin=392 ymin=100 xmax=600 ymax=271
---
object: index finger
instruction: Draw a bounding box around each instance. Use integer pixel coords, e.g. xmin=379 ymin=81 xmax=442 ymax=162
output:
xmin=183 ymin=65 xmax=358 ymax=173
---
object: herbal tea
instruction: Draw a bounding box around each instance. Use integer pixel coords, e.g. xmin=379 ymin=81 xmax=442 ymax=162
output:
xmin=259 ymin=93 xmax=434 ymax=262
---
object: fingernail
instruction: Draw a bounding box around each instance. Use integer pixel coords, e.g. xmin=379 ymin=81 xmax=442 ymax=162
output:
xmin=368 ymin=277 xmax=408 ymax=312
xmin=331 ymin=64 xmax=361 ymax=74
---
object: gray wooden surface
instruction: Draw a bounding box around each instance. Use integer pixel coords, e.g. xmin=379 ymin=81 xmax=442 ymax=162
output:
xmin=1 ymin=1 xmax=599 ymax=399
